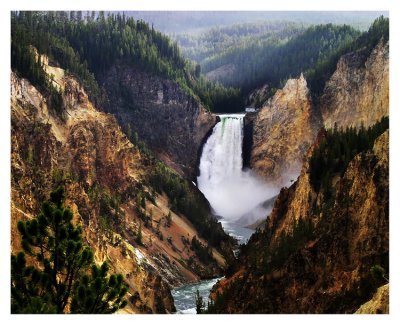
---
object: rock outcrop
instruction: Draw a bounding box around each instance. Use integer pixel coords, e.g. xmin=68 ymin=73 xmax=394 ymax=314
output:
xmin=250 ymin=74 xmax=320 ymax=186
xmin=209 ymin=130 xmax=389 ymax=313
xmin=355 ymin=284 xmax=389 ymax=314
xmin=11 ymin=63 xmax=230 ymax=313
xmin=101 ymin=63 xmax=216 ymax=178
xmin=249 ymin=40 xmax=388 ymax=187
xmin=320 ymin=40 xmax=389 ymax=129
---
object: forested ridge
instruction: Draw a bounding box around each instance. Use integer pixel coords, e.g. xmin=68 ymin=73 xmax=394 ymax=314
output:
xmin=11 ymin=11 xmax=242 ymax=113
xmin=178 ymin=23 xmax=361 ymax=93
xmin=176 ymin=16 xmax=388 ymax=104
xmin=11 ymin=12 xmax=388 ymax=113
xmin=306 ymin=16 xmax=389 ymax=95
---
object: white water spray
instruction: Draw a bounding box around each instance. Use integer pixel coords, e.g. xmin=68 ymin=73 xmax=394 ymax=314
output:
xmin=197 ymin=114 xmax=277 ymax=225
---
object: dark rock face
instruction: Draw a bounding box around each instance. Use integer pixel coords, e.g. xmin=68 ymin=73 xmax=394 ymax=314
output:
xmin=242 ymin=112 xmax=256 ymax=169
xmin=102 ymin=63 xmax=216 ymax=178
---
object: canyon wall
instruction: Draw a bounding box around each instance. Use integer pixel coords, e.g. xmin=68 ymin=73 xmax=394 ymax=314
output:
xmin=210 ymin=130 xmax=389 ymax=313
xmin=250 ymin=74 xmax=320 ymax=186
xmin=101 ymin=63 xmax=216 ymax=178
xmin=320 ymin=40 xmax=389 ymax=129
xmin=11 ymin=65 xmax=231 ymax=313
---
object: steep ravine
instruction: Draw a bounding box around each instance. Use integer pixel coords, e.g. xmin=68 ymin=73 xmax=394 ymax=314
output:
xmin=209 ymin=130 xmax=389 ymax=313
xmin=11 ymin=63 xmax=232 ymax=313
xmin=207 ymin=39 xmax=389 ymax=314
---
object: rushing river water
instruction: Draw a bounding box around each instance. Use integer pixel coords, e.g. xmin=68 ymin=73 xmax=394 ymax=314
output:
xmin=171 ymin=220 xmax=253 ymax=314
xmin=172 ymin=114 xmax=276 ymax=314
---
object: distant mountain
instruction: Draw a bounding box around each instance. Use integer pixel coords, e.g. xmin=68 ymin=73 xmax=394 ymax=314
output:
xmin=125 ymin=11 xmax=388 ymax=34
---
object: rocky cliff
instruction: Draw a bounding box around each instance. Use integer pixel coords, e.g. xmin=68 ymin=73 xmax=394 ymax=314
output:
xmin=250 ymin=40 xmax=388 ymax=187
xmin=209 ymin=129 xmax=389 ymax=313
xmin=250 ymin=74 xmax=320 ymax=186
xmin=101 ymin=63 xmax=216 ymax=178
xmin=355 ymin=284 xmax=389 ymax=314
xmin=11 ymin=61 xmax=231 ymax=313
xmin=320 ymin=40 xmax=389 ymax=129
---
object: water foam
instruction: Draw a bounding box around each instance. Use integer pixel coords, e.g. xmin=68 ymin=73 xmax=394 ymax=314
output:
xmin=197 ymin=114 xmax=277 ymax=225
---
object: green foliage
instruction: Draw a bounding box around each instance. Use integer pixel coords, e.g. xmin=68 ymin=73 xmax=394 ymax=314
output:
xmin=11 ymin=252 xmax=57 ymax=313
xmin=136 ymin=221 xmax=143 ymax=245
xmin=11 ymin=187 xmax=127 ymax=313
xmin=165 ymin=210 xmax=172 ymax=228
xmin=370 ymin=265 xmax=388 ymax=283
xmin=195 ymin=289 xmax=205 ymax=314
xmin=89 ymin=187 xmax=125 ymax=237
xmin=307 ymin=16 xmax=389 ymax=95
xmin=309 ymin=117 xmax=389 ymax=195
xmin=180 ymin=22 xmax=360 ymax=95
xmin=148 ymin=161 xmax=233 ymax=249
xmin=70 ymin=262 xmax=128 ymax=313
xmin=11 ymin=11 xmax=240 ymax=113
xmin=271 ymin=218 xmax=314 ymax=270
xmin=11 ymin=37 xmax=63 ymax=114
xmin=191 ymin=236 xmax=215 ymax=265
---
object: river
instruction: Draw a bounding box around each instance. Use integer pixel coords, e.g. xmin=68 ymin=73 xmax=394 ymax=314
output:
xmin=172 ymin=114 xmax=275 ymax=314
xmin=171 ymin=220 xmax=254 ymax=314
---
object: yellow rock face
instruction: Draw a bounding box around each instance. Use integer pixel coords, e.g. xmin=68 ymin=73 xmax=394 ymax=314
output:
xmin=321 ymin=40 xmax=389 ymax=129
xmin=11 ymin=68 xmax=227 ymax=313
xmin=251 ymin=73 xmax=319 ymax=187
xmin=355 ymin=284 xmax=389 ymax=314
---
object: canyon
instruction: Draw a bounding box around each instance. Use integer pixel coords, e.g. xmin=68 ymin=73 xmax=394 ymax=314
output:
xmin=11 ymin=60 xmax=233 ymax=314
xmin=10 ymin=12 xmax=389 ymax=315
xmin=208 ymin=39 xmax=389 ymax=313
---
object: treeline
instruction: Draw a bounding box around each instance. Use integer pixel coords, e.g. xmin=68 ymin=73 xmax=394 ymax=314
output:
xmin=175 ymin=21 xmax=304 ymax=65
xmin=11 ymin=11 xmax=241 ymax=113
xmin=11 ymin=11 xmax=103 ymax=107
xmin=309 ymin=116 xmax=389 ymax=197
xmin=179 ymin=22 xmax=360 ymax=95
xmin=179 ymin=17 xmax=387 ymax=104
xmin=11 ymin=29 xmax=63 ymax=113
xmin=306 ymin=16 xmax=389 ymax=95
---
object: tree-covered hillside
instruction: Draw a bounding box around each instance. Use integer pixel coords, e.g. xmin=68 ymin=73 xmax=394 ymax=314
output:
xmin=129 ymin=11 xmax=387 ymax=34
xmin=174 ymin=16 xmax=388 ymax=105
xmin=11 ymin=11 xmax=242 ymax=113
xmin=178 ymin=23 xmax=361 ymax=94
xmin=306 ymin=16 xmax=389 ymax=96
xmin=175 ymin=21 xmax=305 ymax=66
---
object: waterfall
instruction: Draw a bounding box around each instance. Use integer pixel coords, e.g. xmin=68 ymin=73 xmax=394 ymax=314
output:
xmin=197 ymin=114 xmax=276 ymax=225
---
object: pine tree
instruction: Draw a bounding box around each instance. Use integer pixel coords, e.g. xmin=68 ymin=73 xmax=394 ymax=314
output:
xmin=137 ymin=221 xmax=143 ymax=245
xmin=11 ymin=187 xmax=128 ymax=313
xmin=195 ymin=289 xmax=205 ymax=314
xmin=70 ymin=262 xmax=128 ymax=313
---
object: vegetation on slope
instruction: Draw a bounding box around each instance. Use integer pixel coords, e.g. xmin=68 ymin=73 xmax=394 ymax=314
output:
xmin=307 ymin=16 xmax=389 ymax=95
xmin=148 ymin=160 xmax=235 ymax=250
xmin=11 ymin=187 xmax=128 ymax=314
xmin=204 ymin=117 xmax=389 ymax=313
xmin=178 ymin=22 xmax=360 ymax=94
xmin=11 ymin=11 xmax=241 ymax=113
xmin=309 ymin=116 xmax=389 ymax=197
xmin=176 ymin=16 xmax=388 ymax=107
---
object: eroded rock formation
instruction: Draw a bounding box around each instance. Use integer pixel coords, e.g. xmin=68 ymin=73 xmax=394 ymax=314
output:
xmin=11 ymin=64 xmax=230 ymax=313
xmin=101 ymin=63 xmax=216 ymax=178
xmin=320 ymin=40 xmax=389 ymax=129
xmin=250 ymin=74 xmax=320 ymax=186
